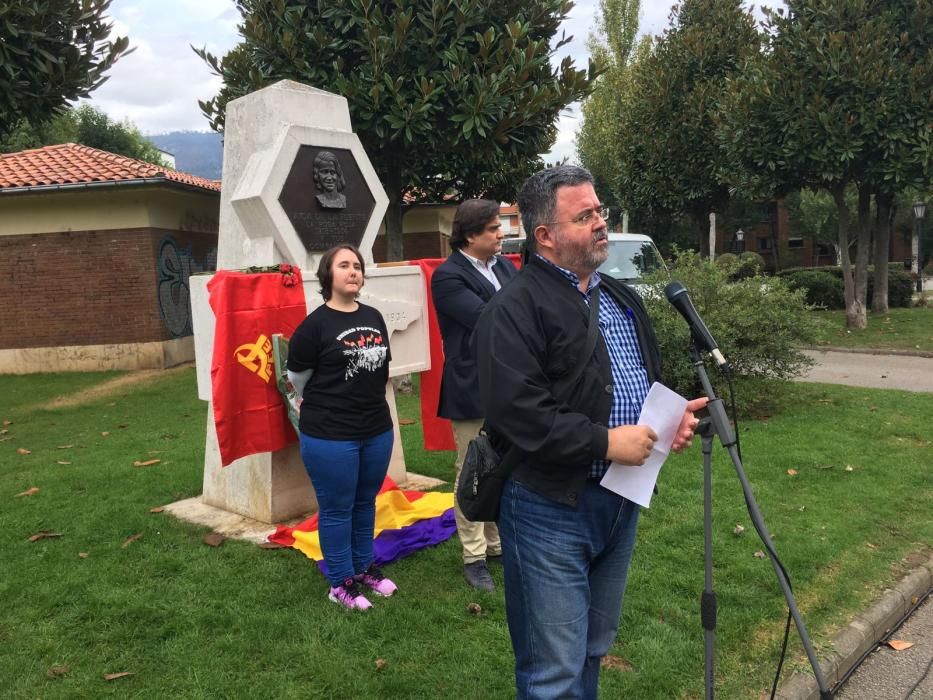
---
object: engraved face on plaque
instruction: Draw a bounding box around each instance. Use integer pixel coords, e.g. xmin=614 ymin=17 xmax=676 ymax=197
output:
xmin=278 ymin=146 xmax=376 ymax=252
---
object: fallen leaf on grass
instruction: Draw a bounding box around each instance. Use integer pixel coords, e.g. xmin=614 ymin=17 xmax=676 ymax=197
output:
xmin=103 ymin=672 xmax=134 ymax=681
xmin=29 ymin=531 xmax=61 ymax=542
xmin=0 ymin=436 xmax=11 ymax=442
xmin=733 ymin=524 xmax=745 ymax=536
xmin=57 ymin=444 xmax=73 ymax=449
xmin=375 ymin=658 xmax=387 ymax=671
xmin=786 ymin=469 xmax=798 ymax=476
xmin=3 ymin=420 xmax=11 ymax=426
xmin=398 ymin=418 xmax=416 ymax=425
xmin=132 ymin=459 xmax=161 ymax=467
xmin=258 ymin=542 xmax=285 ymax=549
xmin=202 ymin=532 xmax=225 ymax=547
xmin=887 ymin=639 xmax=913 ymax=651
xmin=57 ymin=460 xmax=71 ymax=465
xmin=46 ymin=665 xmax=70 ymax=678
xmin=845 ymin=465 xmax=854 ymax=472
xmin=16 ymin=447 xmax=31 ymax=455
xmin=467 ymin=602 xmax=482 ymax=615
xmin=79 ymin=552 xmax=89 ymax=558
xmin=866 ymin=542 xmax=877 ymax=549
xmin=15 ymin=487 xmax=39 ymax=497
xmin=754 ymin=550 xmax=767 ymax=559
xmin=149 ymin=506 xmax=165 ymax=513
xmin=600 ymin=655 xmax=634 ymax=672
xmin=121 ymin=533 xmax=143 ymax=549
xmin=100 ymin=432 xmax=110 ymax=437
xmin=0 ymin=429 xmax=7 ymax=435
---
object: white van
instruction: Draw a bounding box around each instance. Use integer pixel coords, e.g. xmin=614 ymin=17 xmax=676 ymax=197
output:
xmin=500 ymin=233 xmax=667 ymax=285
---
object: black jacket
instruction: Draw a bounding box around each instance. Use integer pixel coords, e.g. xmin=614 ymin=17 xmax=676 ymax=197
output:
xmin=432 ymin=250 xmax=517 ymax=420
xmin=475 ymin=255 xmax=662 ymax=506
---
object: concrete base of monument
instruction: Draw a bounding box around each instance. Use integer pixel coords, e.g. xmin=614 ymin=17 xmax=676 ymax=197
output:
xmin=163 ymin=472 xmax=447 ymax=544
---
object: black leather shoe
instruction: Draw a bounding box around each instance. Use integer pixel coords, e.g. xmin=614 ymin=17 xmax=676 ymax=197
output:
xmin=463 ymin=561 xmax=495 ymax=592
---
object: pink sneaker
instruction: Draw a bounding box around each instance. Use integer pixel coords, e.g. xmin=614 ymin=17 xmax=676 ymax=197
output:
xmin=328 ymin=578 xmax=373 ymax=610
xmin=355 ymin=565 xmax=398 ymax=597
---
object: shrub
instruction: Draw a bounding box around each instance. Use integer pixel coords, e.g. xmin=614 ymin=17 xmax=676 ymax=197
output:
xmin=777 ymin=265 xmax=914 ymax=308
xmin=640 ymin=249 xmax=818 ymax=402
xmin=885 ymin=269 xmax=914 ymax=308
xmin=715 ymin=252 xmax=738 ymax=268
xmin=735 ymin=251 xmax=766 ymax=280
xmin=784 ymin=270 xmax=844 ymax=309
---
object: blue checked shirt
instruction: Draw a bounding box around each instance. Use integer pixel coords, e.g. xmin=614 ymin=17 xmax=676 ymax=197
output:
xmin=536 ymin=256 xmax=651 ymax=478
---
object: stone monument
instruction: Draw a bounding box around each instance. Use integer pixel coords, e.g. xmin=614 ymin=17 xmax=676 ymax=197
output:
xmin=185 ymin=80 xmax=430 ymax=527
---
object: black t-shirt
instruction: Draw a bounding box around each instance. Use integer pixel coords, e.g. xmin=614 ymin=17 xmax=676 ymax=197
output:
xmin=287 ymin=303 xmax=392 ymax=440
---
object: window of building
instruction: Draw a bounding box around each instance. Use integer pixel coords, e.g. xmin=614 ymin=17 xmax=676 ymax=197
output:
xmin=758 ymin=237 xmax=772 ymax=251
xmin=787 ymin=237 xmax=804 ymax=249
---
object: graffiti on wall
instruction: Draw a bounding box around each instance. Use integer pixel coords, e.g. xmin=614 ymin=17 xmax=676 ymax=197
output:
xmin=157 ymin=237 xmax=217 ymax=337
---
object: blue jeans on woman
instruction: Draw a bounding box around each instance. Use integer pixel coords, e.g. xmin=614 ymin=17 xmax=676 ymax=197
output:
xmin=299 ymin=428 xmax=394 ymax=586
xmin=498 ymin=477 xmax=641 ymax=700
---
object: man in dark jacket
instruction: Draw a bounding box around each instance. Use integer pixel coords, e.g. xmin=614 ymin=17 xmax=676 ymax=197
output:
xmin=431 ymin=199 xmax=518 ymax=591
xmin=475 ymin=166 xmax=705 ymax=698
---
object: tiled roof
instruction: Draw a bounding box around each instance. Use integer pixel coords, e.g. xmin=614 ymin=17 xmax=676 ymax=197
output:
xmin=0 ymin=143 xmax=221 ymax=193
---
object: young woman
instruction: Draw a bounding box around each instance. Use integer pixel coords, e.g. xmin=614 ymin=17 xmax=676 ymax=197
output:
xmin=287 ymin=244 xmax=397 ymax=610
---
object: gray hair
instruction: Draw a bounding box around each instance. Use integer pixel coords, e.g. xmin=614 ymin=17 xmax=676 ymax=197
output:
xmin=517 ymin=165 xmax=594 ymax=252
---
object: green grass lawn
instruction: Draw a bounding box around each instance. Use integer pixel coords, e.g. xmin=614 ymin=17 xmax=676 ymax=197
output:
xmin=811 ymin=305 xmax=933 ymax=353
xmin=1 ymin=368 xmax=930 ymax=698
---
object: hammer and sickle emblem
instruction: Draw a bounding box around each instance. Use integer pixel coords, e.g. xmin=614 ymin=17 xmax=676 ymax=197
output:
xmin=235 ymin=334 xmax=274 ymax=383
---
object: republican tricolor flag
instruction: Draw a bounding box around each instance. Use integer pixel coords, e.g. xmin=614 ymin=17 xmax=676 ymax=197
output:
xmin=268 ymin=477 xmax=455 ymax=573
xmin=207 ymin=266 xmax=307 ymax=466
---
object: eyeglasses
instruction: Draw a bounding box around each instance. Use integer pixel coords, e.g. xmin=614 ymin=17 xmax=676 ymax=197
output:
xmin=545 ymin=206 xmax=610 ymax=228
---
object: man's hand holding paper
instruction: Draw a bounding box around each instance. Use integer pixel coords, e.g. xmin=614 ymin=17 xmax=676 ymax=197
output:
xmin=600 ymin=384 xmax=708 ymax=507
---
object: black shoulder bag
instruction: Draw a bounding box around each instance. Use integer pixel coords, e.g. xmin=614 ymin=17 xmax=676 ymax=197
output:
xmin=456 ymin=287 xmax=603 ymax=522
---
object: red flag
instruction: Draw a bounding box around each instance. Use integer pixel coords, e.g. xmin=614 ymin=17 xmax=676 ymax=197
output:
xmin=411 ymin=254 xmax=521 ymax=451
xmin=411 ymin=259 xmax=454 ymax=451
xmin=207 ymin=266 xmax=307 ymax=466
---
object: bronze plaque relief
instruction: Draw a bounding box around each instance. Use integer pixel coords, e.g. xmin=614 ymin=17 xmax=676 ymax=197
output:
xmin=278 ymin=146 xmax=376 ymax=252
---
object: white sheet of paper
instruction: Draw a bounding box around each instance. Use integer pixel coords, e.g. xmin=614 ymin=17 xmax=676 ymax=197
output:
xmin=599 ymin=382 xmax=688 ymax=507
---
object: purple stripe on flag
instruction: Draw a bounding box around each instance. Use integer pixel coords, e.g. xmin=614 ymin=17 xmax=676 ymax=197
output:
xmin=318 ymin=509 xmax=456 ymax=576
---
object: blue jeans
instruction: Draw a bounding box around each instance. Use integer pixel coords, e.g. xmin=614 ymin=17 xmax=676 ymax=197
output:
xmin=499 ymin=477 xmax=641 ymax=699
xmin=298 ymin=429 xmax=394 ymax=586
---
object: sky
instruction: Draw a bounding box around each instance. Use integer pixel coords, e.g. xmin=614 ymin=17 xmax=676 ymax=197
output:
xmin=85 ymin=1 xmax=780 ymax=165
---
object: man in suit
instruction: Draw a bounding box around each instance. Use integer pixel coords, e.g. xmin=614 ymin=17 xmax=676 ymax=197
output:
xmin=432 ymin=198 xmax=518 ymax=592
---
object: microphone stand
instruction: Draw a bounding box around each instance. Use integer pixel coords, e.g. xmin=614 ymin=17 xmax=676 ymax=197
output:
xmin=688 ymin=342 xmax=831 ymax=700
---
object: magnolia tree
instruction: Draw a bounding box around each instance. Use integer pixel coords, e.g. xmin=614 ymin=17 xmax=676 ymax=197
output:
xmin=196 ymin=0 xmax=597 ymax=260
xmin=0 ymin=0 xmax=129 ymax=137
xmin=608 ymin=0 xmax=760 ymax=243
xmin=721 ymin=0 xmax=932 ymax=328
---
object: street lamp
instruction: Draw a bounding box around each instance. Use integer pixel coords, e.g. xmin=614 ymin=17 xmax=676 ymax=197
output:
xmin=914 ymin=201 xmax=927 ymax=293
xmin=735 ymin=229 xmax=745 ymax=253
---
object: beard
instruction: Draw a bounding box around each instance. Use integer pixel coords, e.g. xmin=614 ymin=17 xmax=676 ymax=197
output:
xmin=552 ymin=226 xmax=609 ymax=272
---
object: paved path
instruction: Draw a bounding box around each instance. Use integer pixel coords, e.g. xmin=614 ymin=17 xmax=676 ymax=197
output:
xmin=799 ymin=350 xmax=933 ymax=393
xmin=836 ymin=595 xmax=933 ymax=699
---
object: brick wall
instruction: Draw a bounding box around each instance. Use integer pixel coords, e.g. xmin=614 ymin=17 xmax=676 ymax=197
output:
xmin=0 ymin=228 xmax=216 ymax=350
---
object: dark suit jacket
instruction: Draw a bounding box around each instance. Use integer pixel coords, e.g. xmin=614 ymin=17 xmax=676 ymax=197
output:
xmin=431 ymin=250 xmax=517 ymax=420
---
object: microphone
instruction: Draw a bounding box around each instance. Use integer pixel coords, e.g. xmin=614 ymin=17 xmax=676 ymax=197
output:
xmin=664 ymin=281 xmax=728 ymax=367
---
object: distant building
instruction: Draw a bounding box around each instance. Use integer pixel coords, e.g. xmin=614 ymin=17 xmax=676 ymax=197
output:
xmin=0 ymin=143 xmax=220 ymax=373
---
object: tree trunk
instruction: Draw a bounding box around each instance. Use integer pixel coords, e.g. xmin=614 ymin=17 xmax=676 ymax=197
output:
xmin=871 ymin=192 xmax=893 ymax=313
xmin=708 ymin=211 xmax=716 ymax=261
xmin=852 ymin=187 xmax=872 ymax=328
xmin=832 ymin=184 xmax=865 ymax=329
xmin=384 ymin=169 xmax=404 ymax=262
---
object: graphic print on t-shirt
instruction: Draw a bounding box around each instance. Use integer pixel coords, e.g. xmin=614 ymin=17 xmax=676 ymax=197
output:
xmin=337 ymin=326 xmax=388 ymax=380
